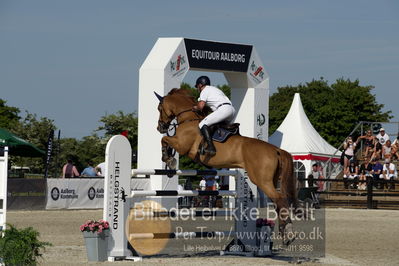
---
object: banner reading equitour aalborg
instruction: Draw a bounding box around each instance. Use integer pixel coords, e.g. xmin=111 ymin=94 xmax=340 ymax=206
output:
xmin=184 ymin=38 xmax=253 ymax=72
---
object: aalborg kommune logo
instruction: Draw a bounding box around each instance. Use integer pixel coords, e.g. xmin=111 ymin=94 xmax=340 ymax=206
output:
xmin=88 ymin=187 xmax=104 ymax=200
xmin=88 ymin=187 xmax=96 ymax=200
xmin=170 ymin=54 xmax=187 ymax=77
xmin=50 ymin=187 xmax=78 ymax=201
xmin=51 ymin=187 xmax=60 ymax=200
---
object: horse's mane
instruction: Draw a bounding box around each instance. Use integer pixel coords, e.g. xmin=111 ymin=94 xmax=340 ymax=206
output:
xmin=167 ymin=88 xmax=211 ymax=116
xmin=167 ymin=88 xmax=196 ymax=104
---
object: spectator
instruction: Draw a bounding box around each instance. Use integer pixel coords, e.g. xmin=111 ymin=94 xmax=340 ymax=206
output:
xmin=357 ymin=130 xmax=375 ymax=159
xmin=184 ymin=177 xmax=193 ymax=206
xmin=199 ymin=177 xmax=206 ymax=191
xmin=392 ymin=134 xmax=399 ymax=146
xmin=62 ymin=159 xmax=80 ymax=178
xmin=205 ymin=174 xmax=219 ymax=207
xmin=307 ymin=163 xmax=320 ymax=188
xmin=95 ymin=162 xmax=106 ymax=176
xmin=219 ymin=174 xmax=230 ymax=190
xmin=316 ymin=163 xmax=325 ymax=191
xmin=382 ymin=140 xmax=393 ymax=160
xmin=380 ymin=159 xmax=397 ymax=190
xmin=358 ymin=159 xmax=373 ymax=190
xmin=370 ymin=158 xmax=383 ymax=188
xmin=392 ymin=137 xmax=399 ymax=160
xmin=343 ymin=160 xmax=359 ymax=189
xmin=184 ymin=177 xmax=193 ymax=190
xmin=371 ymin=142 xmax=383 ymax=161
xmin=205 ymin=175 xmax=216 ymax=191
xmin=81 ymin=161 xmax=97 ymax=177
xmin=343 ymin=136 xmax=356 ymax=170
xmin=376 ymin=128 xmax=390 ymax=146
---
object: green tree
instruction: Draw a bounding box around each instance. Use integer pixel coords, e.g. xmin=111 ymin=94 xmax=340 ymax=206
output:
xmin=269 ymin=78 xmax=392 ymax=147
xmin=13 ymin=112 xmax=56 ymax=151
xmin=218 ymin=84 xmax=231 ymax=99
xmin=96 ymin=111 xmax=138 ymax=149
xmin=76 ymin=134 xmax=105 ymax=167
xmin=0 ymin=99 xmax=20 ymax=130
xmin=180 ymin=82 xmax=231 ymax=100
xmin=57 ymin=137 xmax=80 ymax=175
xmin=11 ymin=112 xmax=57 ymax=173
xmin=56 ymin=135 xmax=104 ymax=176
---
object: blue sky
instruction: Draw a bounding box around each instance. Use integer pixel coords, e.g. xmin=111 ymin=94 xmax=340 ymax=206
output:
xmin=1 ymin=0 xmax=398 ymax=138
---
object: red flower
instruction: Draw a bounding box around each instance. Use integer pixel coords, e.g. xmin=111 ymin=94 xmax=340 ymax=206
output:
xmin=80 ymin=220 xmax=110 ymax=234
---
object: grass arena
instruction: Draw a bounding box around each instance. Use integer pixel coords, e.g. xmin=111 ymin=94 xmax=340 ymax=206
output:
xmin=7 ymin=208 xmax=399 ymax=265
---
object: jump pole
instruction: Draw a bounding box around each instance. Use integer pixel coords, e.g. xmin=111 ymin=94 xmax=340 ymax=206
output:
xmin=103 ymin=135 xmax=270 ymax=262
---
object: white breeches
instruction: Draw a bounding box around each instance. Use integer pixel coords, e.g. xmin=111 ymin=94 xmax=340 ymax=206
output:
xmin=199 ymin=105 xmax=235 ymax=129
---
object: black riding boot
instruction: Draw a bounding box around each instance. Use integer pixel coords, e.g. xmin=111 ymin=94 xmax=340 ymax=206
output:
xmin=200 ymin=125 xmax=216 ymax=156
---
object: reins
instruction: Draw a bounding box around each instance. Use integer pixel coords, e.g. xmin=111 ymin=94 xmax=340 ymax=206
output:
xmin=174 ymin=108 xmax=202 ymax=126
xmin=160 ymin=105 xmax=202 ymax=128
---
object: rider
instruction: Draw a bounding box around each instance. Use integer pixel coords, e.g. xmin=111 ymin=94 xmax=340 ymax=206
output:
xmin=193 ymin=76 xmax=236 ymax=155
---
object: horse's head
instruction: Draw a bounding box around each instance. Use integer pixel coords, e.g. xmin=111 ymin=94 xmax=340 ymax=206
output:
xmin=154 ymin=92 xmax=173 ymax=133
xmin=154 ymin=88 xmax=196 ymax=134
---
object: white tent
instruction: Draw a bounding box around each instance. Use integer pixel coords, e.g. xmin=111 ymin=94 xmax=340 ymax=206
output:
xmin=269 ymin=93 xmax=341 ymax=182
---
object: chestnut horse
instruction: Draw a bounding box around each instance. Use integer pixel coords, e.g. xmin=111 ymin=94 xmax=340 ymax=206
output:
xmin=155 ymin=88 xmax=298 ymax=245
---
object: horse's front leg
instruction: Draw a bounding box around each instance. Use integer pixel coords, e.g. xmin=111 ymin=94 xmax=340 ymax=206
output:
xmin=161 ymin=136 xmax=180 ymax=169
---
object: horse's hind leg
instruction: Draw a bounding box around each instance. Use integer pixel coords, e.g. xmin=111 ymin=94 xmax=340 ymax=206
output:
xmin=254 ymin=178 xmax=295 ymax=245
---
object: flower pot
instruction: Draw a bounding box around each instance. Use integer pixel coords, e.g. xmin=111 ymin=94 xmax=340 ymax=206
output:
xmin=82 ymin=230 xmax=109 ymax=261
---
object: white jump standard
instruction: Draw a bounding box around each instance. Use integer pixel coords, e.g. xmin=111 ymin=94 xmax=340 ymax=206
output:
xmin=0 ymin=147 xmax=8 ymax=232
xmin=103 ymin=135 xmax=273 ymax=262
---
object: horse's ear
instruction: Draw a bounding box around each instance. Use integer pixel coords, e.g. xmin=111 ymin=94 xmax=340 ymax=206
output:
xmin=153 ymin=91 xmax=164 ymax=103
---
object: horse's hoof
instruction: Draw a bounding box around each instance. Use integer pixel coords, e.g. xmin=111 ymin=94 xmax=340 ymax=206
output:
xmin=166 ymin=158 xmax=177 ymax=169
xmin=283 ymin=223 xmax=296 ymax=246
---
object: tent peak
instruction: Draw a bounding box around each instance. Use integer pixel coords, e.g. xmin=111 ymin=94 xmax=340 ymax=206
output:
xmin=269 ymin=93 xmax=339 ymax=156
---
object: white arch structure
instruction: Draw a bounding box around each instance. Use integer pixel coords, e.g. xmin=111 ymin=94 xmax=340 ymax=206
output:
xmin=138 ymin=38 xmax=269 ymax=206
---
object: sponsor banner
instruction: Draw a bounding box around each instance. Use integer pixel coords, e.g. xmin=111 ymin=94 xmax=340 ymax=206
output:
xmin=46 ymin=178 xmax=104 ymax=209
xmin=7 ymin=179 xmax=46 ymax=210
xmin=166 ymin=41 xmax=189 ymax=81
xmin=46 ymin=178 xmax=150 ymax=210
xmin=44 ymin=129 xmax=54 ymax=178
xmin=246 ymin=48 xmax=268 ymax=87
xmin=254 ymin=88 xmax=269 ymax=141
xmin=184 ymin=38 xmax=252 ymax=72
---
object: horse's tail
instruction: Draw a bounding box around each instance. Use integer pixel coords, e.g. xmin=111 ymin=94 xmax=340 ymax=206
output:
xmin=278 ymin=149 xmax=298 ymax=210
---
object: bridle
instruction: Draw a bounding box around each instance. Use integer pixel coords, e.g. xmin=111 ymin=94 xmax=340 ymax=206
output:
xmin=157 ymin=103 xmax=202 ymax=134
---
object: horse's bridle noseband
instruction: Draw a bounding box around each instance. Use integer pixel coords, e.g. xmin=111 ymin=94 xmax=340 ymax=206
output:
xmin=157 ymin=104 xmax=202 ymax=133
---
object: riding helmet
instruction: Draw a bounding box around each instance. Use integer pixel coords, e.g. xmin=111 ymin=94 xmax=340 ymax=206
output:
xmin=195 ymin=76 xmax=211 ymax=88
